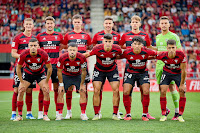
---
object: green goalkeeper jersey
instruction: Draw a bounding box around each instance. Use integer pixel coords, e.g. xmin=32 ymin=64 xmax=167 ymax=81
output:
xmin=156 ymin=31 xmax=182 ymax=66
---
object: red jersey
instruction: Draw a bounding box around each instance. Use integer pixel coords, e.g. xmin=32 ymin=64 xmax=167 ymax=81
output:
xmin=122 ymin=47 xmax=157 ymax=73
xmin=92 ymin=30 xmax=121 ymax=45
xmin=90 ymin=44 xmax=122 ymax=72
xmin=119 ymin=31 xmax=151 ymax=49
xmin=11 ymin=33 xmax=36 ymax=66
xmin=157 ymin=51 xmax=187 ymax=74
xmin=57 ymin=52 xmax=87 ymax=76
xmin=63 ymin=30 xmax=92 ymax=53
xmin=18 ymin=49 xmax=50 ymax=75
xmin=36 ymin=32 xmax=64 ymax=65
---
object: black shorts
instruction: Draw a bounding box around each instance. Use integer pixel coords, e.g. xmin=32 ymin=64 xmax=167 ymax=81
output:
xmin=160 ymin=71 xmax=183 ymax=87
xmin=123 ymin=70 xmax=150 ymax=86
xmin=24 ymin=71 xmax=46 ymax=84
xmin=63 ymin=74 xmax=81 ymax=92
xmin=13 ymin=67 xmax=36 ymax=88
xmin=92 ymin=67 xmax=119 ymax=83
xmin=45 ymin=64 xmax=58 ymax=83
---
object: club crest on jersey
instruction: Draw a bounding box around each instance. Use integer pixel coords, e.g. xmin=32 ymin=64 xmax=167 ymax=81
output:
xmin=164 ymin=60 xmax=168 ymax=63
xmin=174 ymin=59 xmax=178 ymax=63
xmin=141 ymin=55 xmax=145 ymax=59
xmin=141 ymin=36 xmax=145 ymax=39
xmin=101 ymin=37 xmax=104 ymax=40
xmin=55 ymin=36 xmax=58 ymax=40
xmin=77 ymin=62 xmax=80 ymax=65
xmin=112 ymin=53 xmax=115 ymax=57
xmin=37 ymin=58 xmax=40 ymax=62
xmin=130 ymin=56 xmax=133 ymax=59
xmin=114 ymin=37 xmax=117 ymax=40
xmin=27 ymin=59 xmax=31 ymax=62
xmin=23 ymin=40 xmax=26 ymax=42
xmin=129 ymin=37 xmax=132 ymax=40
xmin=82 ymin=35 xmax=84 ymax=38
xmin=66 ymin=63 xmax=69 ymax=65
xmin=70 ymin=36 xmax=74 ymax=38
xmin=100 ymin=54 xmax=104 ymax=57
xmin=43 ymin=37 xmax=46 ymax=40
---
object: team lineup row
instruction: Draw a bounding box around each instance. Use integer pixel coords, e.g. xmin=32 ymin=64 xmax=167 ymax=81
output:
xmin=10 ymin=14 xmax=186 ymax=122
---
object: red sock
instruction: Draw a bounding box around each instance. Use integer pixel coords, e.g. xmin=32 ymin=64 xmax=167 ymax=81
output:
xmin=179 ymin=97 xmax=186 ymax=115
xmin=38 ymin=89 xmax=44 ymax=111
xmin=99 ymin=90 xmax=103 ymax=111
xmin=160 ymin=97 xmax=167 ymax=115
xmin=54 ymin=89 xmax=58 ymax=111
xmin=113 ymin=106 xmax=118 ymax=114
xmin=12 ymin=92 xmax=18 ymax=111
xmin=25 ymin=92 xmax=32 ymax=112
xmin=80 ymin=103 xmax=87 ymax=114
xmin=94 ymin=106 xmax=100 ymax=114
xmin=43 ymin=100 xmax=50 ymax=116
xmin=142 ymin=94 xmax=149 ymax=114
xmin=17 ymin=101 xmax=23 ymax=116
xmin=57 ymin=103 xmax=64 ymax=114
xmin=123 ymin=94 xmax=131 ymax=114
xmin=66 ymin=91 xmax=72 ymax=110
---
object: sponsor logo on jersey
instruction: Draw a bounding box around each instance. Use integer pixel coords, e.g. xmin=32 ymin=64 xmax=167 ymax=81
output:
xmin=129 ymin=37 xmax=132 ymax=40
xmin=70 ymin=36 xmax=74 ymax=38
xmin=130 ymin=56 xmax=133 ymax=59
xmin=174 ymin=59 xmax=178 ymax=63
xmin=141 ymin=55 xmax=145 ymax=59
xmin=23 ymin=40 xmax=26 ymax=42
xmin=27 ymin=59 xmax=31 ymax=62
xmin=77 ymin=62 xmax=80 ymax=65
xmin=43 ymin=37 xmax=46 ymax=40
xmin=67 ymin=66 xmax=79 ymax=72
xmin=37 ymin=58 xmax=40 ymax=62
xmin=30 ymin=63 xmax=41 ymax=70
xmin=102 ymin=58 xmax=114 ymax=65
xmin=100 ymin=54 xmax=104 ymax=57
xmin=114 ymin=37 xmax=117 ymax=40
xmin=131 ymin=59 xmax=145 ymax=67
xmin=55 ymin=36 xmax=58 ymax=40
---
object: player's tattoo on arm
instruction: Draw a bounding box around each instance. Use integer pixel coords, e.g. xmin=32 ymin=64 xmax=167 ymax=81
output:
xmin=45 ymin=63 xmax=52 ymax=82
xmin=16 ymin=64 xmax=23 ymax=82
xmin=180 ymin=63 xmax=187 ymax=85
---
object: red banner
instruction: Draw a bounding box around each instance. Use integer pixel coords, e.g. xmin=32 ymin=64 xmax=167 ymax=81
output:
xmin=0 ymin=79 xmax=199 ymax=92
xmin=0 ymin=44 xmax=11 ymax=53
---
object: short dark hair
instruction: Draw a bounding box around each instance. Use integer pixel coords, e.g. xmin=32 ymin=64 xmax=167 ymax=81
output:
xmin=104 ymin=33 xmax=113 ymax=40
xmin=104 ymin=16 xmax=113 ymax=22
xmin=29 ymin=38 xmax=38 ymax=43
xmin=167 ymin=39 xmax=176 ymax=45
xmin=132 ymin=36 xmax=144 ymax=44
xmin=160 ymin=16 xmax=169 ymax=21
xmin=72 ymin=14 xmax=82 ymax=21
xmin=68 ymin=42 xmax=78 ymax=48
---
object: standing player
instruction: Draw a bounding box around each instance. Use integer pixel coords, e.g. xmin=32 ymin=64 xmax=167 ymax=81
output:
xmin=157 ymin=39 xmax=187 ymax=122
xmin=92 ymin=17 xmax=121 ymax=117
xmin=37 ymin=16 xmax=64 ymax=119
xmin=10 ymin=18 xmax=36 ymax=120
xmin=56 ymin=42 xmax=87 ymax=120
xmin=13 ymin=38 xmax=52 ymax=121
xmin=119 ymin=15 xmax=156 ymax=119
xmin=63 ymin=14 xmax=92 ymax=119
xmin=84 ymin=34 xmax=122 ymax=120
xmin=121 ymin=36 xmax=157 ymax=121
xmin=156 ymin=16 xmax=182 ymax=120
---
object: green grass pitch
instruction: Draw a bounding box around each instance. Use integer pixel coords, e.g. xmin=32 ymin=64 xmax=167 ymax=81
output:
xmin=0 ymin=91 xmax=200 ymax=133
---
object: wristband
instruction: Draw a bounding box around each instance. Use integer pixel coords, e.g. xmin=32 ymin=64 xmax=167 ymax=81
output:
xmin=59 ymin=83 xmax=64 ymax=86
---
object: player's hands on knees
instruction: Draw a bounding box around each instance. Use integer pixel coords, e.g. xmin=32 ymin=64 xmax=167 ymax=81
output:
xmin=43 ymin=86 xmax=50 ymax=94
xmin=58 ymin=86 xmax=65 ymax=93
xmin=80 ymin=84 xmax=86 ymax=92
xmin=179 ymin=84 xmax=186 ymax=91
xmin=45 ymin=79 xmax=49 ymax=84
xmin=19 ymin=81 xmax=26 ymax=92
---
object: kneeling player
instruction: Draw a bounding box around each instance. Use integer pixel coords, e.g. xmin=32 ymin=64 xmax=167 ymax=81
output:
xmin=84 ymin=33 xmax=122 ymax=120
xmin=157 ymin=39 xmax=187 ymax=122
xmin=121 ymin=36 xmax=157 ymax=121
xmin=14 ymin=38 xmax=52 ymax=121
xmin=56 ymin=42 xmax=87 ymax=120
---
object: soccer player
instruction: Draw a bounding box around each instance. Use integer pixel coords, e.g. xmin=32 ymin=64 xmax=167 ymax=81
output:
xmin=156 ymin=16 xmax=182 ymax=120
xmin=121 ymin=36 xmax=157 ymax=121
xmin=37 ymin=16 xmax=64 ymax=119
xmin=119 ymin=15 xmax=156 ymax=119
xmin=157 ymin=39 xmax=187 ymax=122
xmin=13 ymin=38 xmax=52 ymax=121
xmin=92 ymin=17 xmax=121 ymax=118
xmin=10 ymin=18 xmax=36 ymax=120
xmin=56 ymin=42 xmax=87 ymax=120
xmin=92 ymin=17 xmax=120 ymax=46
xmin=63 ymin=14 xmax=92 ymax=119
xmin=84 ymin=33 xmax=122 ymax=120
